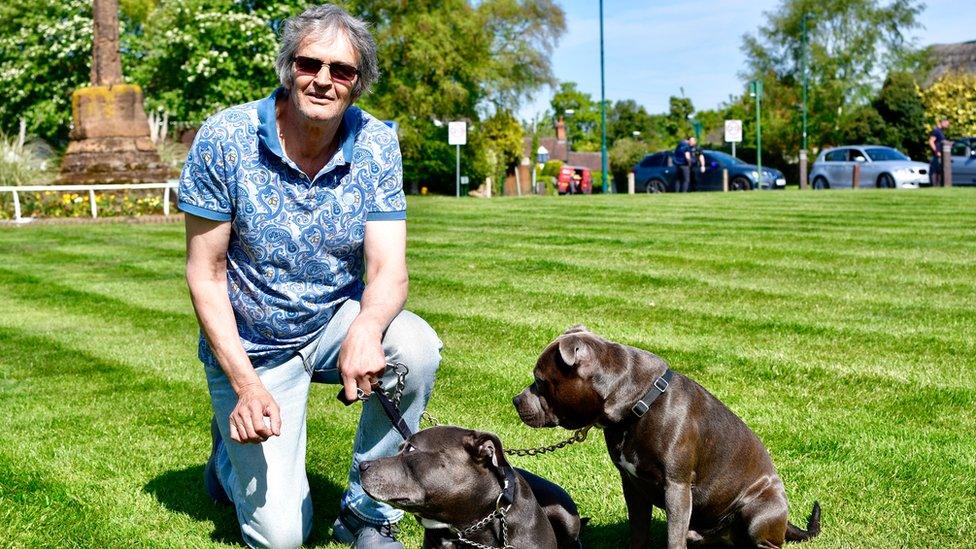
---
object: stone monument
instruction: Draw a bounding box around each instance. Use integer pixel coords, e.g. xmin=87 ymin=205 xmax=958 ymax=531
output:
xmin=58 ymin=0 xmax=171 ymax=184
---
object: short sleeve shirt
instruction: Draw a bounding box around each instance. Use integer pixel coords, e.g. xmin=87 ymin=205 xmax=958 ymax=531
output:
xmin=673 ymin=140 xmax=691 ymax=165
xmin=178 ymin=87 xmax=406 ymax=368
xmin=930 ymin=127 xmax=946 ymax=153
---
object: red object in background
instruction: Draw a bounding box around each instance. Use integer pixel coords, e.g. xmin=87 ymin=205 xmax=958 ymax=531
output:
xmin=557 ymin=166 xmax=593 ymax=194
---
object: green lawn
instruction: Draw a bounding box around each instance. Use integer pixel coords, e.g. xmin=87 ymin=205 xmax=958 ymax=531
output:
xmin=1 ymin=189 xmax=974 ymax=548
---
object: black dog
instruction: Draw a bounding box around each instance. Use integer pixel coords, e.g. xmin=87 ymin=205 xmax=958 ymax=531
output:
xmin=360 ymin=425 xmax=584 ymax=548
xmin=514 ymin=325 xmax=821 ymax=548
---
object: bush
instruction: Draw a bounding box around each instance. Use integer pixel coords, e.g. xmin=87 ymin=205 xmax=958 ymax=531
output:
xmin=128 ymin=1 xmax=282 ymax=123
xmin=609 ymin=137 xmax=648 ymax=187
xmin=0 ymin=0 xmax=92 ymax=146
xmin=922 ymin=72 xmax=976 ymax=137
xmin=0 ymin=133 xmax=56 ymax=186
xmin=540 ymin=159 xmax=563 ymax=177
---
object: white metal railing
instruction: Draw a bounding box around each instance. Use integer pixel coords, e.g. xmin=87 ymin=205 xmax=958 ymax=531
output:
xmin=0 ymin=180 xmax=179 ymax=223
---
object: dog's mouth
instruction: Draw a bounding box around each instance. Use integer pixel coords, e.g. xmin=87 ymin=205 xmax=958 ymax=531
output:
xmin=516 ymin=407 xmax=559 ymax=428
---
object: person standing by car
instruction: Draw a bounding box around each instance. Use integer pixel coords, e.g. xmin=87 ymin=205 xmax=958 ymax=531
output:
xmin=673 ymin=136 xmax=703 ymax=192
xmin=928 ymin=118 xmax=950 ymax=186
xmin=688 ymin=136 xmax=705 ymax=191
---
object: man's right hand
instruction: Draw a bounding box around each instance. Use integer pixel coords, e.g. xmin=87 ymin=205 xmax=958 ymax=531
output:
xmin=229 ymin=382 xmax=282 ymax=444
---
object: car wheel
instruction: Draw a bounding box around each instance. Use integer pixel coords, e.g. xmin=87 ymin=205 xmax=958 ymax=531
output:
xmin=812 ymin=176 xmax=829 ymax=190
xmin=730 ymin=176 xmax=751 ymax=191
xmin=646 ymin=179 xmax=666 ymax=193
xmin=877 ymin=173 xmax=895 ymax=189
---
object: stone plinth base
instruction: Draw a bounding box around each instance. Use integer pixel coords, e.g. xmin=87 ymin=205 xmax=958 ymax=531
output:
xmin=58 ymin=84 xmax=174 ymax=184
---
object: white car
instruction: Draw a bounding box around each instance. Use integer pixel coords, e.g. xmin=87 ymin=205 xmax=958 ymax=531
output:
xmin=810 ymin=146 xmax=928 ymax=189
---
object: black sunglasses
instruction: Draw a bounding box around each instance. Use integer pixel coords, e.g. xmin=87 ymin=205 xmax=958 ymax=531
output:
xmin=292 ymin=56 xmax=360 ymax=83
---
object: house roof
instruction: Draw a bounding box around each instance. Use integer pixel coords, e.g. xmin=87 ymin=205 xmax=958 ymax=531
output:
xmin=926 ymin=40 xmax=976 ymax=85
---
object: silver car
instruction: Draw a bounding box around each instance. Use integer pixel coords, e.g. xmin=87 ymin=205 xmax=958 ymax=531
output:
xmin=810 ymin=145 xmax=929 ymax=189
xmin=949 ymin=137 xmax=976 ymax=186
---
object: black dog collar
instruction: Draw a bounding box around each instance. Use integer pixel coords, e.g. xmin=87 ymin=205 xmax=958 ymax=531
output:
xmin=631 ymin=368 xmax=673 ymax=418
xmin=499 ymin=465 xmax=518 ymax=506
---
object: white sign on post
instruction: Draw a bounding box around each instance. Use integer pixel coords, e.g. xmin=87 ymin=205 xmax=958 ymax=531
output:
xmin=448 ymin=121 xmax=467 ymax=197
xmin=448 ymin=121 xmax=467 ymax=145
xmin=724 ymin=120 xmax=742 ymax=143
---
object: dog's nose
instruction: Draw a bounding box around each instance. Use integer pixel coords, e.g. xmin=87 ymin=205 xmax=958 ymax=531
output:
xmin=359 ymin=461 xmax=372 ymax=473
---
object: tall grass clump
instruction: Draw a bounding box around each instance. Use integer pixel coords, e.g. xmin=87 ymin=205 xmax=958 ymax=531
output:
xmin=0 ymin=125 xmax=55 ymax=186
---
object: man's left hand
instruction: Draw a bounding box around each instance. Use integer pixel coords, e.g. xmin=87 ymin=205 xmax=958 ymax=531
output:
xmin=338 ymin=321 xmax=387 ymax=402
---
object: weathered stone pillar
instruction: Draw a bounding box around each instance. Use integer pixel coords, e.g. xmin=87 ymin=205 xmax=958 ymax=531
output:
xmin=58 ymin=0 xmax=171 ymax=184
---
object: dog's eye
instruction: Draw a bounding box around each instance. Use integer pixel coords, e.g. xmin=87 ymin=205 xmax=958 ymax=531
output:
xmin=403 ymin=444 xmax=416 ymax=453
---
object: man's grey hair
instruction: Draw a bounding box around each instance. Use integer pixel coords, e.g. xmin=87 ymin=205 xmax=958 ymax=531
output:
xmin=274 ymin=4 xmax=379 ymax=99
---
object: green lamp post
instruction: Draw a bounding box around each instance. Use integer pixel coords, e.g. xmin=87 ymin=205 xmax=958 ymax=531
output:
xmin=750 ymin=79 xmax=763 ymax=187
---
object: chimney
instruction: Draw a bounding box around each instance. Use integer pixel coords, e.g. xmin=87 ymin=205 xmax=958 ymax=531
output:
xmin=556 ymin=117 xmax=567 ymax=142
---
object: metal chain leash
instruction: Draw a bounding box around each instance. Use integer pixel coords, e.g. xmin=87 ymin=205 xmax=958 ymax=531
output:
xmin=421 ymin=410 xmax=591 ymax=457
xmin=390 ymin=366 xmax=591 ymax=459
xmin=374 ymin=362 xmax=408 ymax=407
xmin=502 ymin=426 xmax=591 ymax=457
xmin=451 ymin=494 xmax=514 ymax=549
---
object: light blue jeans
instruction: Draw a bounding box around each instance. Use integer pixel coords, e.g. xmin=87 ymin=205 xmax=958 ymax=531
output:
xmin=205 ymin=299 xmax=442 ymax=548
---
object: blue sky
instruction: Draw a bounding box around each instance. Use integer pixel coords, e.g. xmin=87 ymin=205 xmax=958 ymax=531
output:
xmin=519 ymin=0 xmax=974 ymax=120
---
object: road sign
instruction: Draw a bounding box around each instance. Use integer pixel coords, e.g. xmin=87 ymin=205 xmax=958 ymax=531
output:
xmin=725 ymin=120 xmax=742 ymax=143
xmin=448 ymin=121 xmax=467 ymax=145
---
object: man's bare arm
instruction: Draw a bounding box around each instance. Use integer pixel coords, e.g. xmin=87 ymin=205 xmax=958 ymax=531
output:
xmin=185 ymin=214 xmax=280 ymax=443
xmin=337 ymin=219 xmax=408 ymax=401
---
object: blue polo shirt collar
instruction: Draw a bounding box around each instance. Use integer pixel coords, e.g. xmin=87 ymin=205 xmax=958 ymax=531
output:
xmin=257 ymin=87 xmax=358 ymax=167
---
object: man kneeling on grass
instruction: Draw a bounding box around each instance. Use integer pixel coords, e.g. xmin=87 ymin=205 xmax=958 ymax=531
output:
xmin=179 ymin=4 xmax=441 ymax=548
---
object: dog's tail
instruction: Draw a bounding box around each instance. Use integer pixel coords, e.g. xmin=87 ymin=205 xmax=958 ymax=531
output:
xmin=785 ymin=501 xmax=821 ymax=543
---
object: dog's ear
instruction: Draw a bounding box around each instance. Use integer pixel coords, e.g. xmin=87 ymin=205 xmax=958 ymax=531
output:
xmin=558 ymin=334 xmax=592 ymax=368
xmin=464 ymin=431 xmax=509 ymax=470
xmin=563 ymin=324 xmax=589 ymax=335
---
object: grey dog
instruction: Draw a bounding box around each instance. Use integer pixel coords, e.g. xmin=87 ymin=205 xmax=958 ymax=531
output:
xmin=513 ymin=325 xmax=821 ymax=549
xmin=360 ymin=425 xmax=585 ymax=548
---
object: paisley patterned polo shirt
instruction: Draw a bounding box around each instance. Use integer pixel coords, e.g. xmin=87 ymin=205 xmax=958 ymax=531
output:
xmin=178 ymin=87 xmax=406 ymax=368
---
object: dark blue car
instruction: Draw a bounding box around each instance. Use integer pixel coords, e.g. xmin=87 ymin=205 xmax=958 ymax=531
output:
xmin=633 ymin=150 xmax=786 ymax=192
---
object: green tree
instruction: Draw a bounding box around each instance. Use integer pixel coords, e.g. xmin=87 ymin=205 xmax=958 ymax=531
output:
xmin=606 ymin=99 xmax=652 ymax=144
xmin=873 ymin=72 xmax=927 ymax=158
xmin=476 ymin=0 xmax=565 ymax=110
xmin=742 ymin=0 xmax=924 ymax=156
xmin=0 ymin=0 xmax=93 ymax=146
xmin=665 ymin=96 xmax=694 ymax=139
xmin=351 ymin=0 xmax=564 ymax=190
xmin=550 ymin=82 xmax=600 ymax=151
xmin=922 ymin=72 xmax=976 ymax=138
xmin=128 ymin=0 xmax=282 ymax=123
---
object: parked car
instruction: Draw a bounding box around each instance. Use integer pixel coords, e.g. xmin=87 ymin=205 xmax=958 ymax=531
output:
xmin=949 ymin=137 xmax=976 ymax=186
xmin=557 ymin=165 xmax=592 ymax=194
xmin=809 ymin=145 xmax=928 ymax=189
xmin=633 ymin=150 xmax=785 ymax=192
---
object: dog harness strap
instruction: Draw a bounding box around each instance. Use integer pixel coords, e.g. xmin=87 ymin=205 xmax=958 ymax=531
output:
xmin=374 ymin=389 xmax=413 ymax=439
xmin=631 ymin=368 xmax=673 ymax=418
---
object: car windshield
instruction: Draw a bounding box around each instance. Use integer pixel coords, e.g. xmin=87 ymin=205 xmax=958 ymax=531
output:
xmin=865 ymin=147 xmax=908 ymax=161
xmin=708 ymin=151 xmax=746 ymax=165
